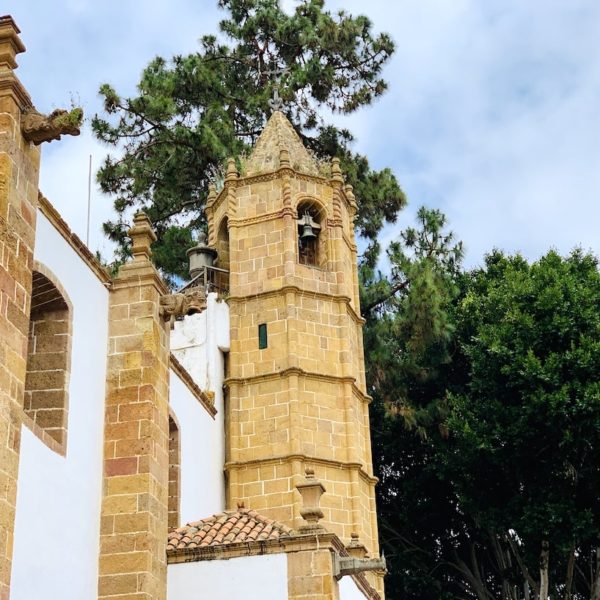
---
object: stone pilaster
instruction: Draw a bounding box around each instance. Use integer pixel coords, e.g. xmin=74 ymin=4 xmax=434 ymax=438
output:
xmin=0 ymin=17 xmax=37 ymax=600
xmin=98 ymin=212 xmax=170 ymax=600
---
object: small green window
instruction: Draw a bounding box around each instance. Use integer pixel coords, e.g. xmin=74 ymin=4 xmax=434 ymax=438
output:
xmin=258 ymin=323 xmax=268 ymax=349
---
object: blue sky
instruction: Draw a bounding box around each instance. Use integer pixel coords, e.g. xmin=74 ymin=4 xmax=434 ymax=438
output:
xmin=5 ymin=0 xmax=600 ymax=267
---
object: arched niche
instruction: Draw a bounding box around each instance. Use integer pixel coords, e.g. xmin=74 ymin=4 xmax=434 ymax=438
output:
xmin=24 ymin=264 xmax=73 ymax=452
xmin=296 ymin=198 xmax=328 ymax=268
xmin=216 ymin=217 xmax=230 ymax=272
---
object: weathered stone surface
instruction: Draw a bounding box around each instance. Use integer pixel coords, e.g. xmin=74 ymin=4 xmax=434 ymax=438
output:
xmin=210 ymin=110 xmax=384 ymax=594
xmin=98 ymin=213 xmax=170 ymax=600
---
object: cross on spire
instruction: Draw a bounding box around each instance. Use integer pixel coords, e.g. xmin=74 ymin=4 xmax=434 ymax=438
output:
xmin=265 ymin=66 xmax=287 ymax=113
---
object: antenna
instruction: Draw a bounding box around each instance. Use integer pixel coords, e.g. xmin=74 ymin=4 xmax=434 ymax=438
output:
xmin=86 ymin=154 xmax=92 ymax=247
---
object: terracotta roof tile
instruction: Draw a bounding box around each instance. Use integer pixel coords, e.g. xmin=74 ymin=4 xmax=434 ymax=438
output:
xmin=167 ymin=509 xmax=293 ymax=551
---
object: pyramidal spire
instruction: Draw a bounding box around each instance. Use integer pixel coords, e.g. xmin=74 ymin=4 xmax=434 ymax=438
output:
xmin=243 ymin=111 xmax=319 ymax=177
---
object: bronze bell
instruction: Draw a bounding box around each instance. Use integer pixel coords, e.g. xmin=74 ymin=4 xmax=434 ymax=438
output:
xmin=300 ymin=212 xmax=317 ymax=241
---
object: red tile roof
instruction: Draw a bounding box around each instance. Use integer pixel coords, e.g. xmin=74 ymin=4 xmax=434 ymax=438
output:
xmin=167 ymin=509 xmax=293 ymax=551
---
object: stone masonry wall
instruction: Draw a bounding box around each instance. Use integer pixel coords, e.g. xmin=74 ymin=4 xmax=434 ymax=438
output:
xmin=0 ymin=17 xmax=40 ymax=600
xmin=98 ymin=213 xmax=170 ymax=600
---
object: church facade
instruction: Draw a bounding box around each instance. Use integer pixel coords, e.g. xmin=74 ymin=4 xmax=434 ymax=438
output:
xmin=0 ymin=16 xmax=385 ymax=600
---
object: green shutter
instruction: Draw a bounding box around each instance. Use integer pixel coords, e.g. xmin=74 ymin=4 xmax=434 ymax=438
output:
xmin=258 ymin=323 xmax=268 ymax=349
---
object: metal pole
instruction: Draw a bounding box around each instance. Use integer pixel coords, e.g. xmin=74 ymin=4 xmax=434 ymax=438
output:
xmin=86 ymin=154 xmax=92 ymax=246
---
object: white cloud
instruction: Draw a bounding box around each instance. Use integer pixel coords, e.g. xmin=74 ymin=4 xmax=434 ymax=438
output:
xmin=5 ymin=0 xmax=600 ymax=268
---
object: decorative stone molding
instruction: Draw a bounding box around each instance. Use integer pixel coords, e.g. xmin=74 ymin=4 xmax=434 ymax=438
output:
xmin=21 ymin=107 xmax=82 ymax=145
xmin=296 ymin=468 xmax=326 ymax=532
xmin=128 ymin=210 xmax=156 ymax=260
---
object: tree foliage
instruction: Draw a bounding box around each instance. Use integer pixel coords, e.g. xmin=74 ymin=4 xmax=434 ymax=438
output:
xmin=369 ymin=248 xmax=600 ymax=599
xmin=92 ymin=0 xmax=404 ymax=280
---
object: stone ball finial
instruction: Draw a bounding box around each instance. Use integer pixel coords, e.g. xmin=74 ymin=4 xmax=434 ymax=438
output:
xmin=128 ymin=211 xmax=157 ymax=262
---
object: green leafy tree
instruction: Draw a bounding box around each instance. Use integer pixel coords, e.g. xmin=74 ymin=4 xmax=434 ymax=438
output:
xmin=446 ymin=249 xmax=600 ymax=599
xmin=371 ymin=248 xmax=600 ymax=599
xmin=92 ymin=0 xmax=404 ymax=280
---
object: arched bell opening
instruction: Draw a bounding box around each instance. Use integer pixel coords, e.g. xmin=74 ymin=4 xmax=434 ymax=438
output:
xmin=296 ymin=199 xmax=327 ymax=268
xmin=216 ymin=217 xmax=230 ymax=272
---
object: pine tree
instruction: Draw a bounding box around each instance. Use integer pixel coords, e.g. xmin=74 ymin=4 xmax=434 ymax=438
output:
xmin=92 ymin=0 xmax=405 ymax=281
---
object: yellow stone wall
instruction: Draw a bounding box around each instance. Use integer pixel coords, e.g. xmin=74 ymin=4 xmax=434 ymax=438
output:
xmin=208 ymin=131 xmax=381 ymax=573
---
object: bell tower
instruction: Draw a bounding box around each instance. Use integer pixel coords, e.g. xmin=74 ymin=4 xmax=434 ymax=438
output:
xmin=206 ymin=111 xmax=381 ymax=568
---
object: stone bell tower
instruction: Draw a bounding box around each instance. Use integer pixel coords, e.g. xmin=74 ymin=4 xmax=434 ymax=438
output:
xmin=206 ymin=111 xmax=381 ymax=567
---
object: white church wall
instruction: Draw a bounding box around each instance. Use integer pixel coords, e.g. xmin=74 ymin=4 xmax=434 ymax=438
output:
xmin=170 ymin=293 xmax=229 ymax=523
xmin=170 ymin=367 xmax=225 ymax=523
xmin=168 ymin=554 xmax=288 ymax=600
xmin=339 ymin=576 xmax=368 ymax=599
xmin=11 ymin=211 xmax=109 ymax=600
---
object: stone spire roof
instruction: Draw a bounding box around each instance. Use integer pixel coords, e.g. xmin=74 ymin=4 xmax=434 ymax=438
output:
xmin=242 ymin=110 xmax=319 ymax=177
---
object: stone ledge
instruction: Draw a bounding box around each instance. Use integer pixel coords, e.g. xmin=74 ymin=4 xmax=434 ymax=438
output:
xmin=226 ymin=285 xmax=365 ymax=325
xmin=224 ymin=453 xmax=378 ymax=486
xmin=225 ymin=367 xmax=372 ymax=405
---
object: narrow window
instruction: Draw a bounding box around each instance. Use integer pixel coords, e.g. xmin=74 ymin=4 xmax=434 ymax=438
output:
xmin=168 ymin=415 xmax=180 ymax=529
xmin=258 ymin=323 xmax=268 ymax=349
xmin=24 ymin=270 xmax=71 ymax=450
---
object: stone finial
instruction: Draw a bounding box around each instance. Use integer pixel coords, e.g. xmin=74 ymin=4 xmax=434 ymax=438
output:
xmin=344 ymin=184 xmax=355 ymax=203
xmin=128 ymin=211 xmax=157 ymax=262
xmin=207 ymin=183 xmax=217 ymax=204
xmin=331 ymin=157 xmax=343 ymax=182
xmin=346 ymin=532 xmax=369 ymax=559
xmin=0 ymin=16 xmax=26 ymax=70
xmin=296 ymin=467 xmax=326 ymax=532
xmin=225 ymin=158 xmax=238 ymax=182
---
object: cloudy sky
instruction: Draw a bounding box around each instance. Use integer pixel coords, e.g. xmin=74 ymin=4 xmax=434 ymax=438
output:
xmin=4 ymin=0 xmax=600 ymax=267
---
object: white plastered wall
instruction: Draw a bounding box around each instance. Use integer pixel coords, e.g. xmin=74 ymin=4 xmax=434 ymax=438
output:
xmin=339 ymin=576 xmax=368 ymax=599
xmin=11 ymin=211 xmax=109 ymax=600
xmin=170 ymin=294 xmax=229 ymax=523
xmin=168 ymin=554 xmax=288 ymax=600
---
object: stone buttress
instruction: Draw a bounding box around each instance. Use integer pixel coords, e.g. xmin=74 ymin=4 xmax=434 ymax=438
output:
xmin=98 ymin=214 xmax=170 ymax=600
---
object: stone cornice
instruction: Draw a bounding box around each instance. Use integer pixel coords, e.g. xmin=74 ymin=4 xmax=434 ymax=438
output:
xmin=37 ymin=193 xmax=112 ymax=286
xmin=169 ymin=354 xmax=217 ymax=418
xmin=212 ymin=165 xmax=332 ymax=209
xmin=225 ymin=366 xmax=371 ymax=405
xmin=224 ymin=453 xmax=378 ymax=486
xmin=227 ymin=285 xmax=365 ymax=325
